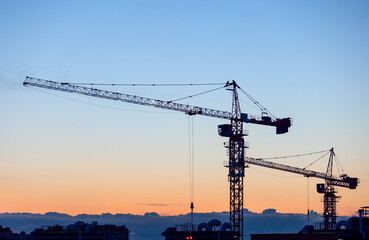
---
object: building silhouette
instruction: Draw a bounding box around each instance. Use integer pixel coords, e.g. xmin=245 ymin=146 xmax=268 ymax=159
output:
xmin=0 ymin=221 xmax=128 ymax=240
xmin=251 ymin=207 xmax=369 ymax=240
xmin=161 ymin=219 xmax=239 ymax=240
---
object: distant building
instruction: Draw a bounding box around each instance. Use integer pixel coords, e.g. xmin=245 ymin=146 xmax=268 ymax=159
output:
xmin=0 ymin=221 xmax=129 ymax=240
xmin=250 ymin=233 xmax=338 ymax=240
xmin=30 ymin=221 xmax=128 ymax=240
xmin=161 ymin=219 xmax=239 ymax=240
xmin=0 ymin=225 xmax=27 ymax=240
xmin=250 ymin=207 xmax=369 ymax=240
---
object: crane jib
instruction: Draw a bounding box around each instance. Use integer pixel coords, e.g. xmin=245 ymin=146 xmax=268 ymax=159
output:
xmin=245 ymin=157 xmax=358 ymax=189
xmin=23 ymin=77 xmax=231 ymax=120
xmin=23 ymin=77 xmax=292 ymax=134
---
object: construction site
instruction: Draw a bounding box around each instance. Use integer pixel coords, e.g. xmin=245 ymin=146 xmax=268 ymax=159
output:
xmin=2 ymin=1 xmax=368 ymax=239
xmin=18 ymin=77 xmax=366 ymax=240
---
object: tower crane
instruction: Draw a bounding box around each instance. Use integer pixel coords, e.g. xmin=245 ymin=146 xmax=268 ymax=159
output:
xmin=244 ymin=148 xmax=359 ymax=230
xmin=23 ymin=76 xmax=292 ymax=240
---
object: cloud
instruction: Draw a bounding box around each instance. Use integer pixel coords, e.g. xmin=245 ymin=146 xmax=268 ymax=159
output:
xmin=143 ymin=212 xmax=160 ymax=217
xmin=262 ymin=208 xmax=277 ymax=214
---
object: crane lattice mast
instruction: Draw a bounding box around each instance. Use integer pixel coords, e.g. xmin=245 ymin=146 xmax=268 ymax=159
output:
xmin=229 ymin=81 xmax=245 ymax=237
xmin=322 ymin=148 xmax=339 ymax=230
xmin=23 ymin=76 xmax=292 ymax=240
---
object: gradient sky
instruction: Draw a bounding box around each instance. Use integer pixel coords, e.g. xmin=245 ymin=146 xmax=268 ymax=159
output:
xmin=1 ymin=0 xmax=368 ymax=217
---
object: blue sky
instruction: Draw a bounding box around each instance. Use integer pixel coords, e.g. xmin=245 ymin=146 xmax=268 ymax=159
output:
xmin=0 ymin=0 xmax=368 ymax=216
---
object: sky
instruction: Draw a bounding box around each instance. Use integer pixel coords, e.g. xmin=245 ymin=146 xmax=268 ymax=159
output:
xmin=0 ymin=0 xmax=369 ymax=218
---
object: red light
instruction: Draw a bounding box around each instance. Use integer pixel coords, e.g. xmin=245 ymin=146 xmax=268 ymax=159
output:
xmin=186 ymin=236 xmax=193 ymax=239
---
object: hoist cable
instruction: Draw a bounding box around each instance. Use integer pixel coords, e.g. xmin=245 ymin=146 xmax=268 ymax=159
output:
xmin=68 ymin=82 xmax=226 ymax=87
xmin=168 ymin=85 xmax=226 ymax=103
xmin=188 ymin=115 xmax=195 ymax=228
xmin=188 ymin=116 xmax=195 ymax=203
xmin=335 ymin=157 xmax=343 ymax=177
xmin=307 ymin=178 xmax=310 ymax=224
xmin=260 ymin=149 xmax=331 ymax=160
xmin=239 ymin=99 xmax=263 ymax=112
xmin=238 ymin=87 xmax=277 ymax=119
xmin=334 ymin=155 xmax=348 ymax=176
xmin=302 ymin=151 xmax=331 ymax=170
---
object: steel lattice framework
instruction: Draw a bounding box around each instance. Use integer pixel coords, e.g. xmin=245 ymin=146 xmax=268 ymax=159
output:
xmin=228 ymin=82 xmax=245 ymax=239
xmin=24 ymin=77 xmax=293 ymax=240
xmin=323 ymin=149 xmax=339 ymax=230
xmin=244 ymin=148 xmax=358 ymax=231
xmin=23 ymin=77 xmax=232 ymax=119
xmin=245 ymin=155 xmax=358 ymax=189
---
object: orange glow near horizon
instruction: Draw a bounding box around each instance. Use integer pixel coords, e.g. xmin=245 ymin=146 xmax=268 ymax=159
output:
xmin=1 ymin=161 xmax=367 ymax=217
